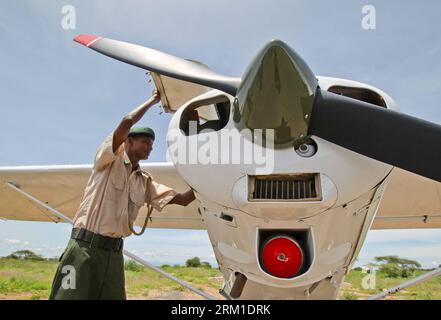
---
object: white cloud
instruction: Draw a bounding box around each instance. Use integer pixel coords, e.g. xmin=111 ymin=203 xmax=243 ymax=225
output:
xmin=136 ymin=246 xmax=216 ymax=264
xmin=3 ymin=239 xmax=21 ymax=245
xmin=357 ymin=240 xmax=441 ymax=269
xmin=365 ymin=229 xmax=441 ymax=245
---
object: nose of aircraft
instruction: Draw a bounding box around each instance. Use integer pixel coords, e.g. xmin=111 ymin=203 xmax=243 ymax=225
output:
xmin=233 ymin=39 xmax=318 ymax=148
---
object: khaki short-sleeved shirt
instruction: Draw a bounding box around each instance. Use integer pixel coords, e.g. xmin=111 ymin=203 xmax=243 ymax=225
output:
xmin=72 ymin=132 xmax=177 ymax=238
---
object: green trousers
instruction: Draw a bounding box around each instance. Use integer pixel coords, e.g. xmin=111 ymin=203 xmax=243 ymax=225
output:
xmin=49 ymin=238 xmax=126 ymax=300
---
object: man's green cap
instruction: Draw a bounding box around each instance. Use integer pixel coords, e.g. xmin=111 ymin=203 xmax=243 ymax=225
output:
xmin=128 ymin=127 xmax=155 ymax=140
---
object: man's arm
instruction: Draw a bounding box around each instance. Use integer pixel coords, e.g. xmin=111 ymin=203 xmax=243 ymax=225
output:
xmin=169 ymin=189 xmax=196 ymax=207
xmin=112 ymin=89 xmax=160 ymax=153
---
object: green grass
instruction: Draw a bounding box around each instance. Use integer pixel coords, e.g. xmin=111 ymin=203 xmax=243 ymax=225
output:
xmin=0 ymin=258 xmax=59 ymax=299
xmin=124 ymin=263 xmax=222 ymax=297
xmin=1 ymin=258 xmax=440 ymax=300
xmin=0 ymin=257 xmax=223 ymax=299
xmin=339 ymin=269 xmax=441 ymax=300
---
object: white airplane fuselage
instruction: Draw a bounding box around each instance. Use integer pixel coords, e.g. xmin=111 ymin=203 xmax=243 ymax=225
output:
xmin=166 ymin=76 xmax=398 ymax=299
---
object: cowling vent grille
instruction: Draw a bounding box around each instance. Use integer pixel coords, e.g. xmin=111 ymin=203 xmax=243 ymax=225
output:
xmin=249 ymin=174 xmax=321 ymax=201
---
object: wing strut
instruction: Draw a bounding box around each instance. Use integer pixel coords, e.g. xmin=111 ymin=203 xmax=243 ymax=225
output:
xmin=5 ymin=182 xmax=218 ymax=300
xmin=365 ymin=266 xmax=441 ymax=300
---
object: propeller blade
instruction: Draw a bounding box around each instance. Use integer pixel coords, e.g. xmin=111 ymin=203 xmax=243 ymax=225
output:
xmin=73 ymin=34 xmax=240 ymax=95
xmin=309 ymin=89 xmax=441 ymax=182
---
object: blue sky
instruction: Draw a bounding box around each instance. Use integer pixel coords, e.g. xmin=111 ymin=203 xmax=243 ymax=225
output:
xmin=0 ymin=0 xmax=441 ymax=268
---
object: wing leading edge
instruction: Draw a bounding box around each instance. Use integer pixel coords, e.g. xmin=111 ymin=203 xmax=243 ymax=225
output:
xmin=2 ymin=165 xmax=440 ymax=230
xmin=0 ymin=163 xmax=205 ymax=230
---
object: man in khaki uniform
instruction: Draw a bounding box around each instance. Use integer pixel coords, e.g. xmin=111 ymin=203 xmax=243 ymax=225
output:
xmin=49 ymin=90 xmax=195 ymax=300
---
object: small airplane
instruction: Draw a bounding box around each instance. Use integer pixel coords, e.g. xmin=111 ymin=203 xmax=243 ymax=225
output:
xmin=1 ymin=34 xmax=441 ymax=299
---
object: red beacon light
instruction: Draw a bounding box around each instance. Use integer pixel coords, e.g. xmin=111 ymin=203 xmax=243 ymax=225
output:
xmin=260 ymin=235 xmax=304 ymax=278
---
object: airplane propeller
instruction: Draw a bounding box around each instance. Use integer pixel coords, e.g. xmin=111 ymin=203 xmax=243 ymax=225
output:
xmin=309 ymin=89 xmax=441 ymax=183
xmin=74 ymin=34 xmax=441 ymax=183
xmin=73 ymin=35 xmax=240 ymax=95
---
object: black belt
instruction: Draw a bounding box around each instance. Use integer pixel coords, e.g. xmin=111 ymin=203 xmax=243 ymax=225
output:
xmin=71 ymin=228 xmax=123 ymax=253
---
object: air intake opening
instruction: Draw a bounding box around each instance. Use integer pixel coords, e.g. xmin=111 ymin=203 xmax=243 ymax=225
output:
xmin=248 ymin=174 xmax=321 ymax=201
xmin=328 ymin=85 xmax=387 ymax=108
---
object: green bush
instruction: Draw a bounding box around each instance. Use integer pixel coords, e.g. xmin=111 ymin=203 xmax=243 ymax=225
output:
xmin=5 ymin=250 xmax=45 ymax=261
xmin=124 ymin=260 xmax=143 ymax=272
xmin=379 ymin=263 xmax=401 ymax=278
xmin=185 ymin=257 xmax=201 ymax=268
xmin=375 ymin=256 xmax=420 ymax=278
xmin=400 ymin=268 xmax=415 ymax=278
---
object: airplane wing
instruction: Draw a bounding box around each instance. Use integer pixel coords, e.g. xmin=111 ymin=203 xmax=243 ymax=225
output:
xmin=372 ymin=167 xmax=441 ymax=229
xmin=0 ymin=163 xmax=205 ymax=230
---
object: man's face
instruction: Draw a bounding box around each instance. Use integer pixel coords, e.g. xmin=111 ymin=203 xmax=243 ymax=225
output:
xmin=126 ymin=135 xmax=154 ymax=160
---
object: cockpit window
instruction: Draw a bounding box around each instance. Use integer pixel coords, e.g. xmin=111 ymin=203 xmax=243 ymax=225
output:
xmin=180 ymin=95 xmax=231 ymax=135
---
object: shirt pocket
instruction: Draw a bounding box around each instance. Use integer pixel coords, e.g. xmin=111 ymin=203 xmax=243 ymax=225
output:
xmin=110 ymin=165 xmax=126 ymax=191
xmin=109 ymin=165 xmax=128 ymax=220
xmin=129 ymin=187 xmax=145 ymax=207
